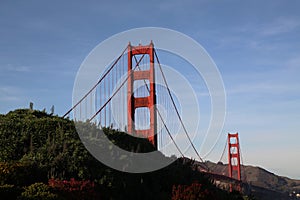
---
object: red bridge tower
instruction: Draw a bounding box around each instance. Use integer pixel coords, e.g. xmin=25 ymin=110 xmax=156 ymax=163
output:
xmin=127 ymin=42 xmax=157 ymax=149
xmin=228 ymin=133 xmax=241 ymax=181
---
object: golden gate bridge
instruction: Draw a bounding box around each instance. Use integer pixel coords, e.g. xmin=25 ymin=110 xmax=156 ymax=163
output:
xmin=63 ymin=41 xmax=246 ymax=192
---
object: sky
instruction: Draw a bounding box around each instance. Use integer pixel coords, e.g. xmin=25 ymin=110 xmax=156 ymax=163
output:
xmin=0 ymin=0 xmax=300 ymax=178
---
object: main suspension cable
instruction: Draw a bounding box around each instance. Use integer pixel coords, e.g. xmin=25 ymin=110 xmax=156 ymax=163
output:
xmin=89 ymin=54 xmax=146 ymax=121
xmin=154 ymin=50 xmax=208 ymax=170
xmin=133 ymin=55 xmax=184 ymax=157
xmin=63 ymin=46 xmax=128 ymax=118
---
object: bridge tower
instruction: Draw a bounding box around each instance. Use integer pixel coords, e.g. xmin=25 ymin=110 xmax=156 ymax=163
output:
xmin=228 ymin=133 xmax=241 ymax=181
xmin=127 ymin=42 xmax=157 ymax=149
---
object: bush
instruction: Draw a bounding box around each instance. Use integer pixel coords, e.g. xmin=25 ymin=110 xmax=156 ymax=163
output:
xmin=19 ymin=183 xmax=58 ymax=200
xmin=0 ymin=161 xmax=47 ymax=186
xmin=172 ymin=181 xmax=212 ymax=200
xmin=0 ymin=184 xmax=22 ymax=200
xmin=48 ymin=178 xmax=99 ymax=200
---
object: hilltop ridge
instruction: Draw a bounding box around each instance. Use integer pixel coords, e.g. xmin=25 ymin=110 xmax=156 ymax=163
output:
xmin=0 ymin=108 xmax=246 ymax=199
xmin=204 ymin=161 xmax=300 ymax=199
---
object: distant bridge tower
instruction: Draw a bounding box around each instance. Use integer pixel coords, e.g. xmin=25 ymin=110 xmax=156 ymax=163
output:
xmin=228 ymin=133 xmax=241 ymax=181
xmin=127 ymin=42 xmax=157 ymax=149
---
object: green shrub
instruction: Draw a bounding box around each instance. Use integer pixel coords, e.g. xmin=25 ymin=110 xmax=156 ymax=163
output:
xmin=0 ymin=161 xmax=47 ymax=186
xmin=19 ymin=183 xmax=58 ymax=200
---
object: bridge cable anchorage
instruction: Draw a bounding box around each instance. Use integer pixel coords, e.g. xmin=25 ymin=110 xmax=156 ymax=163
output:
xmin=154 ymin=50 xmax=209 ymax=171
xmin=89 ymin=54 xmax=147 ymax=122
xmin=63 ymin=46 xmax=128 ymax=118
xmin=132 ymin=55 xmax=185 ymax=157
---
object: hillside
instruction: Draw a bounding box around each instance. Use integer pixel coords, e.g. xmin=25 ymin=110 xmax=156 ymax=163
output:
xmin=205 ymin=161 xmax=300 ymax=198
xmin=0 ymin=108 xmax=247 ymax=200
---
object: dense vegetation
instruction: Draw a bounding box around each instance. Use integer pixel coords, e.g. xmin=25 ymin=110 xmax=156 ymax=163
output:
xmin=0 ymin=109 xmax=247 ymax=199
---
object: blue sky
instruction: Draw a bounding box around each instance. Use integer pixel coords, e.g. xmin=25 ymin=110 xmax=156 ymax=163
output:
xmin=1 ymin=0 xmax=300 ymax=178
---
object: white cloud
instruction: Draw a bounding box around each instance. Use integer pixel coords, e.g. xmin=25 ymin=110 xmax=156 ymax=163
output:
xmin=229 ymin=16 xmax=300 ymax=37
xmin=259 ymin=17 xmax=300 ymax=36
xmin=286 ymin=56 xmax=300 ymax=70
xmin=223 ymin=57 xmax=300 ymax=97
xmin=0 ymin=86 xmax=21 ymax=102
xmin=226 ymin=81 xmax=300 ymax=96
xmin=203 ymin=16 xmax=300 ymax=53
xmin=158 ymin=0 xmax=205 ymax=12
xmin=1 ymin=64 xmax=30 ymax=72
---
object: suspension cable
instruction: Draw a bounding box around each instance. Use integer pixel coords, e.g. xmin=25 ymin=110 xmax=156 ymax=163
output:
xmin=154 ymin=50 xmax=207 ymax=167
xmin=133 ymin=55 xmax=184 ymax=157
xmin=239 ymin=140 xmax=247 ymax=182
xmin=89 ymin=54 xmax=146 ymax=121
xmin=210 ymin=138 xmax=227 ymax=173
xmin=63 ymin=46 xmax=128 ymax=118
xmin=218 ymin=138 xmax=228 ymax=164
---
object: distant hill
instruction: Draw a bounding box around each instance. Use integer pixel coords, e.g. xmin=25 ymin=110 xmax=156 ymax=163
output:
xmin=205 ymin=161 xmax=300 ymax=199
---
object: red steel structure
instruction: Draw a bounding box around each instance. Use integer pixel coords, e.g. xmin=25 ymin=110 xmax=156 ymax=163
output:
xmin=228 ymin=133 xmax=241 ymax=181
xmin=127 ymin=42 xmax=157 ymax=149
